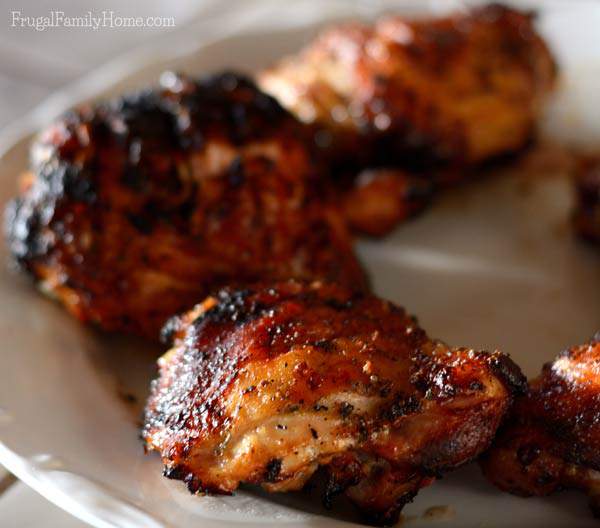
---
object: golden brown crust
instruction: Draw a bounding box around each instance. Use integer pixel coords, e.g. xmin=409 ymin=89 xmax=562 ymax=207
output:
xmin=144 ymin=280 xmax=525 ymax=525
xmin=4 ymin=72 xmax=367 ymax=339
xmin=481 ymin=336 xmax=600 ymax=516
xmin=260 ymin=4 xmax=557 ymax=171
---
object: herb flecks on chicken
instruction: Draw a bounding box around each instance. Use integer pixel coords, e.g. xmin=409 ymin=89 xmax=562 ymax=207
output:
xmin=144 ymin=280 xmax=525 ymax=525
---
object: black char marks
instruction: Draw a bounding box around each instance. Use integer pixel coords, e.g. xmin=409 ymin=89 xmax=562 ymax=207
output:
xmin=144 ymin=281 xmax=525 ymax=525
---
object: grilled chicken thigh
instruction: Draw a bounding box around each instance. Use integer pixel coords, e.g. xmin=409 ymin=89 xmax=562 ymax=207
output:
xmin=144 ymin=280 xmax=525 ymax=525
xmin=259 ymin=4 xmax=557 ymax=171
xmin=481 ymin=336 xmax=600 ymax=516
xmin=4 ymin=72 xmax=366 ymax=339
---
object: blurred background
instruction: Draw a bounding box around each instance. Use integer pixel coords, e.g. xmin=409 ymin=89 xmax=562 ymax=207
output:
xmin=0 ymin=0 xmax=225 ymax=129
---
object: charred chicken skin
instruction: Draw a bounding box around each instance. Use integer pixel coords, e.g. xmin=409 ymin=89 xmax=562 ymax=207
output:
xmin=481 ymin=336 xmax=600 ymax=516
xmin=259 ymin=4 xmax=557 ymax=171
xmin=144 ymin=280 xmax=525 ymax=525
xmin=4 ymin=72 xmax=367 ymax=339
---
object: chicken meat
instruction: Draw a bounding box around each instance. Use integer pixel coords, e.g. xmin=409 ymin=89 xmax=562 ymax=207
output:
xmin=481 ymin=335 xmax=600 ymax=517
xmin=144 ymin=279 xmax=525 ymax=525
xmin=4 ymin=72 xmax=367 ymax=339
xmin=340 ymin=167 xmax=433 ymax=237
xmin=259 ymin=4 xmax=556 ymax=171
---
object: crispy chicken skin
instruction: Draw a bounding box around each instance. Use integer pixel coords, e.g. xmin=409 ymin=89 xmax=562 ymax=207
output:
xmin=4 ymin=72 xmax=367 ymax=339
xmin=259 ymin=4 xmax=557 ymax=170
xmin=481 ymin=336 xmax=600 ymax=516
xmin=573 ymin=157 xmax=600 ymax=243
xmin=144 ymin=280 xmax=525 ymax=525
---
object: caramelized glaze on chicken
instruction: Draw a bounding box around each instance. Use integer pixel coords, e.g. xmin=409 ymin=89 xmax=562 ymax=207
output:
xmin=144 ymin=280 xmax=525 ymax=525
xmin=481 ymin=336 xmax=600 ymax=516
xmin=4 ymin=72 xmax=367 ymax=339
xmin=259 ymin=4 xmax=557 ymax=170
xmin=573 ymin=156 xmax=600 ymax=243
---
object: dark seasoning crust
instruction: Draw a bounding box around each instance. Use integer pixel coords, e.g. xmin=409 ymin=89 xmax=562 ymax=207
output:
xmin=7 ymin=72 xmax=292 ymax=258
xmin=5 ymin=71 xmax=367 ymax=338
xmin=144 ymin=280 xmax=525 ymax=525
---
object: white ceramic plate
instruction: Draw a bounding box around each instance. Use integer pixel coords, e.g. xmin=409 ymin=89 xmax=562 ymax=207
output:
xmin=2 ymin=1 xmax=600 ymax=527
